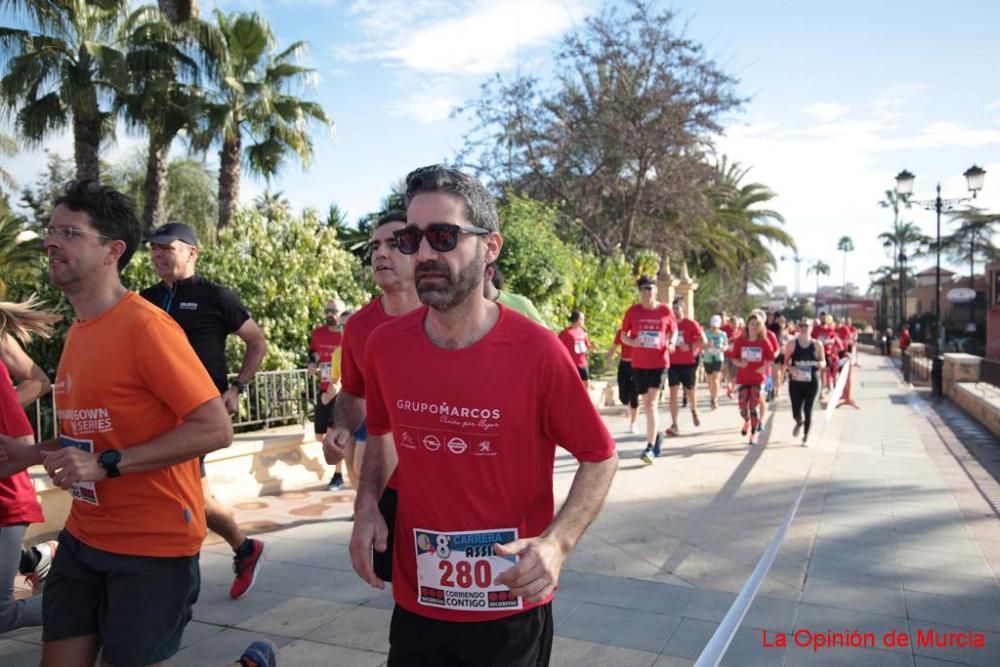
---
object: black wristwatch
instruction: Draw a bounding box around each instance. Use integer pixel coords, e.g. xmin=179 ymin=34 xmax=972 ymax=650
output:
xmin=98 ymin=449 xmax=122 ymax=478
xmin=231 ymin=380 xmax=247 ymax=394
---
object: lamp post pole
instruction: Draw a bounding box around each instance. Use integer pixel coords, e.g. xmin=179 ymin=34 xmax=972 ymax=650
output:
xmin=894 ymin=165 xmax=986 ymax=352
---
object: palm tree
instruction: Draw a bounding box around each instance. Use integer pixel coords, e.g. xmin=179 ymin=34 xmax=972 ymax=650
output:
xmin=836 ymin=236 xmax=854 ymax=299
xmin=0 ymin=0 xmax=131 ymax=180
xmin=807 ymin=261 xmax=830 ymax=310
xmin=0 ymin=132 xmax=17 ymax=190
xmin=193 ymin=10 xmax=333 ymax=231
xmin=691 ymin=157 xmax=795 ymax=295
xmin=878 ymin=189 xmax=911 ymax=228
xmin=158 ymin=0 xmax=197 ymax=23
xmin=118 ymin=7 xmax=223 ymax=232
xmin=254 ymin=190 xmax=291 ymax=224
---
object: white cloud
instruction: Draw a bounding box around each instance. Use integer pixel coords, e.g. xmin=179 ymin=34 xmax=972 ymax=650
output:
xmin=985 ymin=101 xmax=1000 ymax=111
xmin=804 ymin=103 xmax=848 ymax=123
xmin=347 ymin=0 xmax=595 ymax=75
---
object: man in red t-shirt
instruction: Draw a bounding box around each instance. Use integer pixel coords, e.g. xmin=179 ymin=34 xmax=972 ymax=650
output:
xmin=666 ymin=299 xmax=706 ymax=436
xmin=620 ymin=276 xmax=677 ymax=465
xmin=350 ymin=165 xmax=618 ymax=666
xmin=309 ymin=298 xmax=345 ymax=488
xmin=323 ymin=210 xmax=422 ymax=582
xmin=557 ymin=310 xmax=591 ymax=382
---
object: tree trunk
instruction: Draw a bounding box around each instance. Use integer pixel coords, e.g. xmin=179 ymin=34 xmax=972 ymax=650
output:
xmin=158 ymin=0 xmax=198 ymax=23
xmin=143 ymin=138 xmax=169 ymax=235
xmin=217 ymin=135 xmax=241 ymax=233
xmin=73 ymin=112 xmax=102 ymax=182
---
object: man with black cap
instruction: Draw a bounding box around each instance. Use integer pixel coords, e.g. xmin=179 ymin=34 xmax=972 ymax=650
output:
xmin=140 ymin=222 xmax=269 ymax=600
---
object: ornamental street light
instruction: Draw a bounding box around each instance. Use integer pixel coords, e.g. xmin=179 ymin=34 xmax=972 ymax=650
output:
xmin=894 ymin=165 xmax=986 ymax=350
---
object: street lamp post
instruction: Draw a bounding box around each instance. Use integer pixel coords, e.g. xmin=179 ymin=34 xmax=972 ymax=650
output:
xmin=894 ymin=165 xmax=986 ymax=351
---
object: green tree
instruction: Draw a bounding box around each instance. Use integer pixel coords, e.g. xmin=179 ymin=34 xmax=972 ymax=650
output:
xmin=0 ymin=0 xmax=131 ymax=180
xmin=457 ymin=0 xmax=743 ymax=256
xmin=0 ymin=212 xmax=43 ymax=297
xmin=837 ymin=235 xmax=854 ymax=296
xmin=193 ymin=10 xmax=332 ymax=231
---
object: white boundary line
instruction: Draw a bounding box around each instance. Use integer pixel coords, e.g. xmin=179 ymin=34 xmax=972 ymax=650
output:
xmin=692 ymin=466 xmax=813 ymax=667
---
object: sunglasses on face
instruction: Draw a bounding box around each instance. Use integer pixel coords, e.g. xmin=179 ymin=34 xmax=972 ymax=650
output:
xmin=393 ymin=223 xmax=490 ymax=255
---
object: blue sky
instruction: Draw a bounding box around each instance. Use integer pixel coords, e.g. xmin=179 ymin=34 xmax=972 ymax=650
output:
xmin=4 ymin=0 xmax=999 ymax=297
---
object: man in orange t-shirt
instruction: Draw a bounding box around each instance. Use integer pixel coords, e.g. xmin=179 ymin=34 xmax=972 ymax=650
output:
xmin=0 ymin=181 xmax=236 ymax=666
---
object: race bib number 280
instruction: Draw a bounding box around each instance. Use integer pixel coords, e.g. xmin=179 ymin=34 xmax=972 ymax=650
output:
xmin=414 ymin=528 xmax=523 ymax=612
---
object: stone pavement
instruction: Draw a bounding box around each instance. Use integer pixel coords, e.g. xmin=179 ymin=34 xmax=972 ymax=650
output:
xmin=2 ymin=352 xmax=999 ymax=666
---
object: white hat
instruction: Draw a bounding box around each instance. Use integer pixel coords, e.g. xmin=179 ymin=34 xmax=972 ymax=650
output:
xmin=710 ymin=315 xmax=722 ymax=327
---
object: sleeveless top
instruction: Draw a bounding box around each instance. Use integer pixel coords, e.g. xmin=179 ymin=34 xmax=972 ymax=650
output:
xmin=789 ymin=337 xmax=820 ymax=383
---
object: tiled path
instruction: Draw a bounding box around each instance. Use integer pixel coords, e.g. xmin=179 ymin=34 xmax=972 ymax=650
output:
xmin=2 ymin=353 xmax=999 ymax=666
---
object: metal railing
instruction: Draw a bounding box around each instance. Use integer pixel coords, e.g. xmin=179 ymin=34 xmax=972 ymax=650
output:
xmin=28 ymin=368 xmax=318 ymax=440
xmin=230 ymin=368 xmax=317 ymax=431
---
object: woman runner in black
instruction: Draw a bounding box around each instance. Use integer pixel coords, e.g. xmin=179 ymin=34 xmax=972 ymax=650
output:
xmin=784 ymin=318 xmax=826 ymax=444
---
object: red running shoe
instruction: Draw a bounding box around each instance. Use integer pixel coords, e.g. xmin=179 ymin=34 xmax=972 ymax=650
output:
xmin=230 ymin=539 xmax=265 ymax=599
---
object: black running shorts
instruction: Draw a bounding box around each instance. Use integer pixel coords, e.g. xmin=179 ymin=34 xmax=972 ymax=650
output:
xmin=388 ymin=602 xmax=553 ymax=667
xmin=667 ymin=364 xmax=696 ymax=389
xmin=632 ymin=367 xmax=665 ymax=395
xmin=43 ymin=530 xmax=199 ymax=666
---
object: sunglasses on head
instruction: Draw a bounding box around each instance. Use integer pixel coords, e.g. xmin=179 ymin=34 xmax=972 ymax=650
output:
xmin=639 ymin=285 xmax=654 ymax=292
xmin=393 ymin=223 xmax=490 ymax=255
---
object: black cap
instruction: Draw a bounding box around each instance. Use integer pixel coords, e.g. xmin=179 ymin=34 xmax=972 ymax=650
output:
xmin=636 ymin=275 xmax=655 ymax=288
xmin=147 ymin=222 xmax=198 ymax=247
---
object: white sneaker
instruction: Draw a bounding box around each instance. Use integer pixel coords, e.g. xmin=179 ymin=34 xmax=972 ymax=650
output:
xmin=628 ymin=423 xmax=639 ymax=434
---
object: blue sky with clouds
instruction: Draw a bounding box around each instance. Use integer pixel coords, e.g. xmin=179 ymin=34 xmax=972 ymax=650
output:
xmin=4 ymin=0 xmax=999 ymax=296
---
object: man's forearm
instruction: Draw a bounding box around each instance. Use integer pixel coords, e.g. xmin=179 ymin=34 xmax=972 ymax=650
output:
xmin=333 ymin=392 xmax=365 ymax=434
xmin=119 ymin=399 xmax=232 ymax=475
xmin=355 ymin=432 xmax=388 ymax=510
xmin=236 ymin=340 xmax=267 ymax=384
xmin=542 ymin=454 xmax=618 ymax=554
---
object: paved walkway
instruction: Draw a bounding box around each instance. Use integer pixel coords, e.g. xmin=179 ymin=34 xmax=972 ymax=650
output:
xmin=2 ymin=353 xmax=999 ymax=666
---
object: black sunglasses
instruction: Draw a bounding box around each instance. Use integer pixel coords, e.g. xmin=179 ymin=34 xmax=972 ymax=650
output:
xmin=393 ymin=223 xmax=490 ymax=255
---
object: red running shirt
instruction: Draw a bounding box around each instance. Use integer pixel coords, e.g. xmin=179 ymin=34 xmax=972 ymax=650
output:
xmin=309 ymin=326 xmax=343 ymax=390
xmin=621 ymin=303 xmax=677 ymax=370
xmin=0 ymin=364 xmax=43 ymax=527
xmin=669 ymin=318 xmax=704 ymax=366
xmin=364 ymin=305 xmax=616 ymax=623
xmin=728 ymin=336 xmax=775 ymax=385
xmin=340 ymin=297 xmax=395 ymax=398
xmin=813 ymin=325 xmax=843 ymax=360
xmin=557 ymin=327 xmax=590 ymax=368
